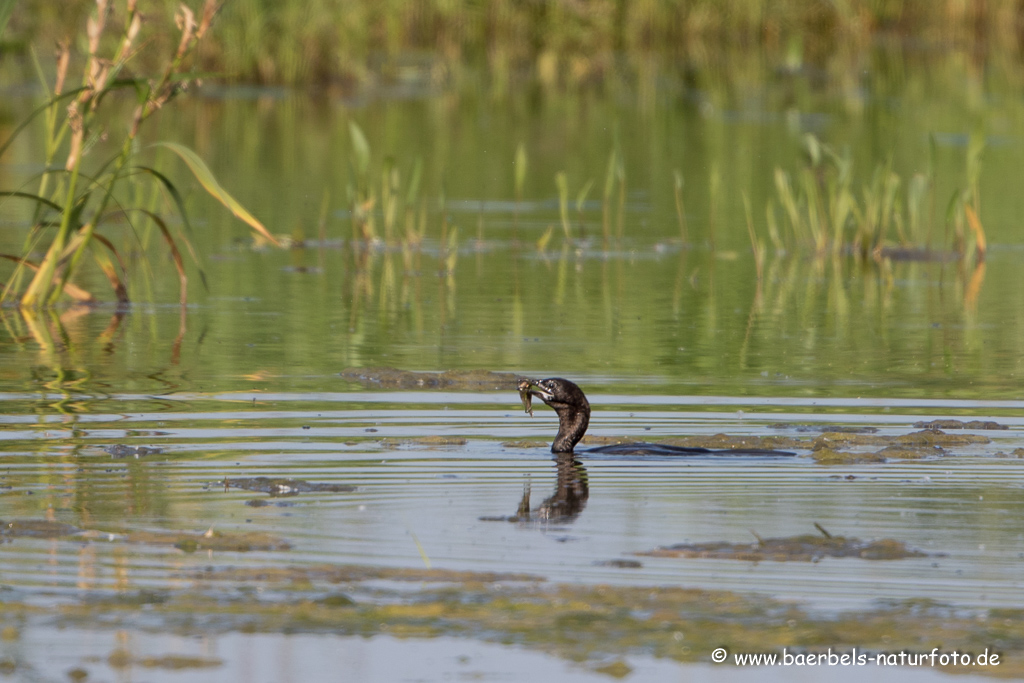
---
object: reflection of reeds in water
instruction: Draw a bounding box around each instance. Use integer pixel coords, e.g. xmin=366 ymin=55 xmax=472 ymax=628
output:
xmin=738 ymin=252 xmax=988 ymax=374
xmin=0 ymin=303 xmax=186 ymax=410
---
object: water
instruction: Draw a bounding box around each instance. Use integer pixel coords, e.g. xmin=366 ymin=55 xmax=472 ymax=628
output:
xmin=2 ymin=390 xmax=1024 ymax=606
xmin=3 ymin=52 xmax=1024 ymax=680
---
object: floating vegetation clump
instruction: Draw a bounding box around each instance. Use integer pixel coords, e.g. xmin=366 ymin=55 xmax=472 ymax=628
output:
xmin=500 ymin=440 xmax=550 ymax=449
xmin=103 ymin=445 xmax=163 ymax=458
xmin=221 ymin=477 xmax=356 ymax=496
xmin=191 ymin=564 xmax=540 ymax=585
xmin=810 ymin=447 xmax=889 ymax=464
xmin=809 ymin=428 xmax=990 ymax=463
xmin=658 ymin=433 xmax=805 ymax=452
xmin=638 ymin=528 xmax=932 ymax=562
xmin=107 ymin=651 xmax=222 ymax=670
xmin=339 ymin=367 xmax=519 ymax=390
xmin=379 ymin=436 xmax=469 ymax=449
xmin=122 ymin=528 xmax=292 ymax=553
xmin=1 ymin=561 xmax=1013 ymax=677
xmin=913 ymin=420 xmax=1008 ymax=430
xmin=1 ymin=518 xmax=290 ymax=552
xmin=1 ymin=519 xmax=82 ymax=539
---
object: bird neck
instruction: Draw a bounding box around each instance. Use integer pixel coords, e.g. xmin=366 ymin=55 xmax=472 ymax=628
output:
xmin=551 ymin=400 xmax=590 ymax=453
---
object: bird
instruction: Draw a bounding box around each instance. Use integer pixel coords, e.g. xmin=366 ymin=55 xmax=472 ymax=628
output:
xmin=519 ymin=377 xmax=795 ymax=457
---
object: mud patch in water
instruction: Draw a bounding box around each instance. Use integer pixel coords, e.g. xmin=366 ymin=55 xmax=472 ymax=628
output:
xmin=191 ymin=564 xmax=540 ymax=585
xmin=102 ymin=444 xmax=164 ymax=457
xmin=813 ymin=429 xmax=991 ymax=449
xmin=912 ymin=420 xmax=1008 ymax=430
xmin=221 ymin=477 xmax=356 ymax=496
xmin=581 ymin=433 xmax=805 ymax=451
xmin=107 ymin=650 xmax=223 ymax=670
xmin=1 ymin=519 xmax=83 ymax=539
xmin=379 ymin=436 xmax=468 ymax=448
xmin=594 ymin=559 xmax=643 ymax=569
xmin=771 ymin=424 xmax=880 ymax=434
xmin=123 ymin=528 xmax=292 ymax=552
xmin=339 ymin=367 xmax=519 ymax=390
xmin=810 ymin=429 xmax=991 ymax=463
xmin=3 ymin=519 xmax=292 ymax=552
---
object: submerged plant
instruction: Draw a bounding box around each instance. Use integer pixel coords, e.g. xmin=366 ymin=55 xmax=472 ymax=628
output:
xmin=0 ymin=0 xmax=278 ymax=309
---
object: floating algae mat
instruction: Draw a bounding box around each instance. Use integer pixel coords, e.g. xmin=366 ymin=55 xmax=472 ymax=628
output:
xmin=1 ymin=563 xmax=1021 ymax=678
xmin=1 ymin=518 xmax=291 ymax=552
xmin=220 ymin=476 xmax=357 ymax=495
xmin=638 ymin=525 xmax=934 ymax=562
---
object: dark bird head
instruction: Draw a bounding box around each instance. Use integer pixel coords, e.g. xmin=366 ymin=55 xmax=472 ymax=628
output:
xmin=521 ymin=377 xmax=590 ymax=453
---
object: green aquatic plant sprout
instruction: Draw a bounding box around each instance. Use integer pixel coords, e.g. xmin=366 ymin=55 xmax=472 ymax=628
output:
xmin=673 ymin=169 xmax=687 ymax=243
xmin=765 ymin=133 xmax=984 ymax=260
xmin=0 ymin=0 xmax=277 ymax=309
xmin=344 ymin=121 xmax=428 ymax=247
xmin=514 ymin=142 xmax=527 ymax=204
xmin=555 ymin=171 xmax=571 ymax=238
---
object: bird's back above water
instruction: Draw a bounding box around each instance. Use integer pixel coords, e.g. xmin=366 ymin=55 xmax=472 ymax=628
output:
xmin=518 ymin=376 xmax=795 ymax=457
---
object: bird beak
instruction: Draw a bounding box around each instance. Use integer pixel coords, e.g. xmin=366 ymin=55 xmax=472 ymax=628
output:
xmin=518 ymin=378 xmax=552 ymax=402
xmin=529 ymin=381 xmax=555 ymax=402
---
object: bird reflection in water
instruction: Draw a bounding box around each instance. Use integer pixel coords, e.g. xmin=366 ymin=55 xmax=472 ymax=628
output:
xmin=481 ymin=454 xmax=589 ymax=525
xmin=487 ymin=376 xmax=793 ymax=527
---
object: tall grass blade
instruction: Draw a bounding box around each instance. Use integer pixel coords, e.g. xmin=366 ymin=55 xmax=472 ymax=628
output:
xmin=575 ymin=179 xmax=594 ymax=214
xmin=89 ymin=235 xmax=129 ymax=304
xmin=602 ymin=149 xmax=617 ymax=245
xmin=0 ymin=255 xmax=94 ymax=302
xmin=537 ymin=225 xmax=554 ymax=252
xmin=765 ymin=199 xmax=783 ymax=252
xmin=964 ymin=260 xmax=986 ymax=311
xmin=966 ymin=133 xmax=985 ymax=212
xmin=408 ymin=530 xmax=431 ymax=570
xmin=555 ymin=171 xmax=570 ymax=238
xmin=0 ymin=89 xmax=84 ymax=162
xmin=964 ymin=204 xmax=986 ymax=260
xmin=708 ymin=163 xmax=720 ymax=250
xmin=0 ymin=0 xmax=15 ymax=38
xmin=134 ymin=166 xmax=196 ymax=239
xmin=405 ymin=157 xmax=423 ymax=206
xmin=514 ymin=143 xmax=527 ymax=202
xmin=945 ymin=191 xmax=964 ymax=254
xmin=445 ymin=226 xmax=459 ymax=274
xmin=673 ymin=170 xmax=687 ymax=242
xmin=0 ymin=191 xmax=64 ymax=214
xmin=133 ymin=209 xmax=189 ymax=304
xmin=615 ymin=160 xmax=626 ymax=241
xmin=349 ymin=121 xmax=371 ymax=178
xmin=123 ymin=173 xmax=209 ymax=291
xmin=906 ymin=173 xmax=928 ymax=244
xmin=153 ymin=142 xmax=278 ymax=246
xmin=742 ymin=191 xmax=763 ymax=282
xmin=317 ymin=188 xmax=330 ymax=243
